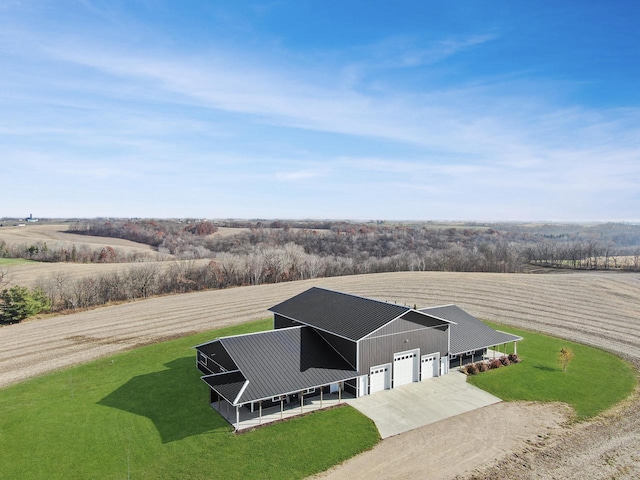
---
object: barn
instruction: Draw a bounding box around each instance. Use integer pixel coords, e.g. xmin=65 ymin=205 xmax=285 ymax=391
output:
xmin=195 ymin=287 xmax=521 ymax=430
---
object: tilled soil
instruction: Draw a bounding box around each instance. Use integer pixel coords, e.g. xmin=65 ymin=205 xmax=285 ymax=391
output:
xmin=1 ymin=271 xmax=639 ymax=478
xmin=460 ymin=359 xmax=640 ymax=480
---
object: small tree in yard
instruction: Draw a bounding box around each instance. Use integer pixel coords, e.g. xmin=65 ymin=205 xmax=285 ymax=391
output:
xmin=559 ymin=347 xmax=575 ymax=372
xmin=0 ymin=286 xmax=51 ymax=324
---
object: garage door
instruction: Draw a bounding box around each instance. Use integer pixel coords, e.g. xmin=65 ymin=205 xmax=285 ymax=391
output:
xmin=420 ymin=353 xmax=439 ymax=380
xmin=393 ymin=349 xmax=419 ymax=387
xmin=369 ymin=364 xmax=391 ymax=394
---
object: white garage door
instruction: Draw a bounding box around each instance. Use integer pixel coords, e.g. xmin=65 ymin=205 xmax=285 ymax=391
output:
xmin=369 ymin=364 xmax=391 ymax=394
xmin=420 ymin=353 xmax=439 ymax=380
xmin=393 ymin=349 xmax=419 ymax=387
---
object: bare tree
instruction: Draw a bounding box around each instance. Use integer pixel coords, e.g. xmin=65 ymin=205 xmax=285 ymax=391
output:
xmin=559 ymin=347 xmax=575 ymax=372
xmin=0 ymin=268 xmax=12 ymax=290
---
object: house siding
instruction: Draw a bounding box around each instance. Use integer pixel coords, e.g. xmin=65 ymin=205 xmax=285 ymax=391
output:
xmin=314 ymin=329 xmax=357 ymax=369
xmin=274 ymin=313 xmax=302 ymax=329
xmin=196 ymin=342 xmax=237 ymax=373
xmin=359 ymin=325 xmax=448 ymax=374
xmin=449 ymin=348 xmax=487 ymax=368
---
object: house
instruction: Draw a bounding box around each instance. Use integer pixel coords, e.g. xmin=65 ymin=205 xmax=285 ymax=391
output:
xmin=195 ymin=287 xmax=521 ymax=430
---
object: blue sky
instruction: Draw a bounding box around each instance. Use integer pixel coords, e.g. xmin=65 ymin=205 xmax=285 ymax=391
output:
xmin=2 ymin=1 xmax=639 ymax=221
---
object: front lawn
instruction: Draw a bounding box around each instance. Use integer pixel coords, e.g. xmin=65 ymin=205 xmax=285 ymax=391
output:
xmin=467 ymin=324 xmax=637 ymax=420
xmin=0 ymin=319 xmax=379 ymax=480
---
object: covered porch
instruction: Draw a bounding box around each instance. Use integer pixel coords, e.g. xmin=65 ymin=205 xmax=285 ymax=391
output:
xmin=450 ymin=338 xmax=521 ymax=369
xmin=211 ymin=385 xmax=356 ymax=432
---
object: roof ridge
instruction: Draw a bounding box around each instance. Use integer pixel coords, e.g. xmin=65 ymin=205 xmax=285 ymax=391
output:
xmin=420 ymin=303 xmax=457 ymax=310
xmin=307 ymin=286 xmax=410 ymax=310
xmin=220 ymin=325 xmax=304 ymax=341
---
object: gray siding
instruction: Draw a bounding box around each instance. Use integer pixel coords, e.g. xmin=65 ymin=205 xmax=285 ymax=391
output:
xmin=274 ymin=313 xmax=302 ymax=329
xmin=196 ymin=341 xmax=237 ymax=373
xmin=314 ymin=329 xmax=357 ymax=369
xmin=359 ymin=325 xmax=448 ymax=374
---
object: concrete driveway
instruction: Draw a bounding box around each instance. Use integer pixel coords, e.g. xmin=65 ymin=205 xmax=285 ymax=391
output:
xmin=346 ymin=371 xmax=501 ymax=438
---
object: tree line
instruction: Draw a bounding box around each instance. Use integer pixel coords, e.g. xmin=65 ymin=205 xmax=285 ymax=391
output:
xmin=3 ymin=219 xmax=640 ymax=321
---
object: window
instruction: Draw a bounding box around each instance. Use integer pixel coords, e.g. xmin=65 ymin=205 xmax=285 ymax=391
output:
xmin=272 ymin=395 xmax=284 ymax=402
xmin=304 ymin=388 xmax=316 ymax=394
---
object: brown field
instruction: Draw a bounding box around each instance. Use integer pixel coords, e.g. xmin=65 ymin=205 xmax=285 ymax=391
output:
xmin=3 ymin=259 xmax=210 ymax=288
xmin=0 ymin=223 xmax=166 ymax=257
xmin=1 ymin=271 xmax=640 ymax=479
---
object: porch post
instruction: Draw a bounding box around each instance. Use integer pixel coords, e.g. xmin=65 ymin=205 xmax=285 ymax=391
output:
xmin=280 ymin=398 xmax=284 ymax=419
xmin=514 ymin=341 xmax=517 ymax=355
xmin=236 ymin=406 xmax=239 ymax=430
xmin=301 ymin=392 xmax=304 ymax=414
xmin=259 ymin=401 xmax=262 ymax=425
xmin=338 ymin=383 xmax=342 ymax=402
xmin=320 ymin=387 xmax=323 ymax=408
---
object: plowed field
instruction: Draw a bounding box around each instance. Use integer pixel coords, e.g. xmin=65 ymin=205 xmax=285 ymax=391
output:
xmin=1 ymin=271 xmax=639 ymax=479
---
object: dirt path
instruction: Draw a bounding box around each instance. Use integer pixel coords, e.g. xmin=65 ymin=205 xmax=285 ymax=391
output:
xmin=1 ymin=271 xmax=639 ymax=478
xmin=314 ymin=402 xmax=572 ymax=480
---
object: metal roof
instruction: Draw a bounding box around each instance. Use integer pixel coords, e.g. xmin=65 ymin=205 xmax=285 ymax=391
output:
xmin=201 ymin=326 xmax=358 ymax=405
xmin=420 ymin=305 xmax=522 ymax=355
xmin=269 ymin=287 xmax=410 ymax=341
xmin=202 ymin=371 xmax=247 ymax=404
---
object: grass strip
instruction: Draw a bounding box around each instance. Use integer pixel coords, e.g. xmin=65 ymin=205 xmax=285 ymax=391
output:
xmin=0 ymin=258 xmax=35 ymax=265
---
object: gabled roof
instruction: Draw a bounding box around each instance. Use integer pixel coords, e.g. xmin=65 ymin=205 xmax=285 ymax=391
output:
xmin=269 ymin=287 xmax=411 ymax=341
xmin=201 ymin=326 xmax=358 ymax=405
xmin=420 ymin=305 xmax=522 ymax=355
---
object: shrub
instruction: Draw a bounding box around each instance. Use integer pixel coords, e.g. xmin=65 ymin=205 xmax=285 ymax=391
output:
xmin=477 ymin=361 xmax=489 ymax=372
xmin=508 ymin=353 xmax=521 ymax=364
xmin=499 ymin=355 xmax=511 ymax=366
xmin=489 ymin=359 xmax=502 ymax=369
xmin=465 ymin=363 xmax=478 ymax=375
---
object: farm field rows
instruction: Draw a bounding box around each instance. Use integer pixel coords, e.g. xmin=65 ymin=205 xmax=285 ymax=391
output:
xmin=0 ymin=223 xmax=160 ymax=255
xmin=3 ymin=258 xmax=210 ymax=288
xmin=2 ymin=271 xmax=640 ymax=478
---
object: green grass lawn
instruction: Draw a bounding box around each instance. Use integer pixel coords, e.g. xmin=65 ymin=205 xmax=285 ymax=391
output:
xmin=468 ymin=323 xmax=637 ymax=420
xmin=0 ymin=257 xmax=34 ymax=266
xmin=0 ymin=319 xmax=379 ymax=480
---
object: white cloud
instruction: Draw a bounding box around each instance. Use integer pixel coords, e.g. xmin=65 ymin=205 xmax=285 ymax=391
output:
xmin=1 ymin=7 xmax=639 ymax=221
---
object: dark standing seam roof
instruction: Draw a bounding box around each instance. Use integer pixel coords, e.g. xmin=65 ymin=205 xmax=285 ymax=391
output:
xmin=420 ymin=305 xmax=522 ymax=355
xmin=202 ymin=371 xmax=247 ymax=404
xmin=201 ymin=326 xmax=358 ymax=405
xmin=269 ymin=287 xmax=410 ymax=341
